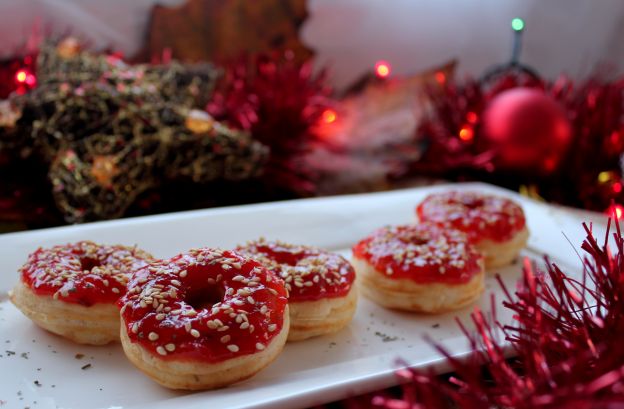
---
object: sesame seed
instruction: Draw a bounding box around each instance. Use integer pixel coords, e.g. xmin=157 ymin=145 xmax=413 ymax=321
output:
xmin=232 ymin=275 xmax=245 ymax=282
xmin=148 ymin=332 xmax=159 ymax=341
xmin=171 ymin=280 xmax=181 ymax=286
xmin=207 ymin=320 xmax=218 ymax=329
xmin=217 ymin=325 xmax=230 ymax=332
xmin=155 ymin=313 xmax=165 ymax=320
xmin=227 ymin=344 xmax=239 ymax=352
xmin=190 ymin=329 xmax=201 ymax=338
xmin=268 ymin=324 xmax=277 ymax=332
xmin=220 ymin=335 xmax=231 ymax=343
xmin=256 ymin=343 xmax=265 ymax=350
xmin=240 ymin=322 xmax=250 ymax=330
xmin=156 ymin=346 xmax=167 ymax=356
xmin=131 ymin=323 xmax=139 ymax=334
xmin=165 ymin=343 xmax=176 ymax=352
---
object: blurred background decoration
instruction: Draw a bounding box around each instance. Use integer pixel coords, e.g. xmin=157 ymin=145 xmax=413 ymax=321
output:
xmin=0 ymin=0 xmax=623 ymax=231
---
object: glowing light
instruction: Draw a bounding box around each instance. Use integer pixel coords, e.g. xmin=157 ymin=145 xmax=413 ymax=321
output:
xmin=598 ymin=171 xmax=614 ymax=184
xmin=321 ymin=109 xmax=337 ymax=124
xmin=435 ymin=71 xmax=446 ymax=84
xmin=613 ymin=182 xmax=623 ymax=194
xmin=374 ymin=61 xmax=391 ymax=78
xmin=459 ymin=126 xmax=474 ymax=141
xmin=607 ymin=204 xmax=624 ymax=220
xmin=466 ymin=112 xmax=478 ymax=124
xmin=511 ymin=18 xmax=525 ymax=32
xmin=25 ymin=74 xmax=36 ymax=87
xmin=15 ymin=70 xmax=27 ymax=83
xmin=542 ymin=157 xmax=557 ymax=173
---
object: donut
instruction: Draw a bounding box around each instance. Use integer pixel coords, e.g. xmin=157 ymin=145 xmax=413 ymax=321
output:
xmin=9 ymin=241 xmax=153 ymax=345
xmin=416 ymin=191 xmax=529 ymax=268
xmin=352 ymin=223 xmax=484 ymax=313
xmin=237 ymin=239 xmax=357 ymax=342
xmin=119 ymin=248 xmax=289 ymax=390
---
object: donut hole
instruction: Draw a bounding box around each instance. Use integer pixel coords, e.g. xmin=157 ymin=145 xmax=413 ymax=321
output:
xmin=460 ymin=198 xmax=484 ymax=209
xmin=186 ymin=285 xmax=225 ymax=310
xmin=80 ymin=257 xmax=102 ymax=272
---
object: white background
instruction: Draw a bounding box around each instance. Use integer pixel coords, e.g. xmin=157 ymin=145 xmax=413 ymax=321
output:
xmin=0 ymin=0 xmax=622 ymax=88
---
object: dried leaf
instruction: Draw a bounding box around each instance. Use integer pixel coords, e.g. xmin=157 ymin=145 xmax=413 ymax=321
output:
xmin=140 ymin=0 xmax=312 ymax=63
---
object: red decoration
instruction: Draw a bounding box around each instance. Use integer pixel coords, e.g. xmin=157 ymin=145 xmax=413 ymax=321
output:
xmin=412 ymin=74 xmax=624 ymax=212
xmin=374 ymin=219 xmax=624 ymax=408
xmin=483 ymin=87 xmax=572 ymax=173
xmin=206 ymin=53 xmax=332 ymax=194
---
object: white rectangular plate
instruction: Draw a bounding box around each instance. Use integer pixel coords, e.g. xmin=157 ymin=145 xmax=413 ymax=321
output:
xmin=0 ymin=182 xmax=606 ymax=409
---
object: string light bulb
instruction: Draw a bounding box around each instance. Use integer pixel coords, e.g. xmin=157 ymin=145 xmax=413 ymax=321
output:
xmin=511 ymin=18 xmax=525 ymax=32
xmin=374 ymin=61 xmax=391 ymax=79
xmin=15 ymin=70 xmax=27 ymax=83
xmin=321 ymin=109 xmax=337 ymax=124
xmin=607 ymin=204 xmax=624 ymax=220
xmin=459 ymin=126 xmax=474 ymax=141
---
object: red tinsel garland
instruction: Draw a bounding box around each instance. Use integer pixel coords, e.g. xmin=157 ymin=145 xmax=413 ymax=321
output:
xmin=206 ymin=52 xmax=332 ymax=194
xmin=373 ymin=219 xmax=624 ymax=408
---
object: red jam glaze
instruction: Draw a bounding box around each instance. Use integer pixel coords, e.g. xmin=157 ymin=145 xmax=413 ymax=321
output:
xmin=119 ymin=248 xmax=288 ymax=363
xmin=236 ymin=239 xmax=355 ymax=302
xmin=19 ymin=241 xmax=153 ymax=306
xmin=352 ymin=223 xmax=483 ymax=285
xmin=416 ymin=191 xmax=526 ymax=243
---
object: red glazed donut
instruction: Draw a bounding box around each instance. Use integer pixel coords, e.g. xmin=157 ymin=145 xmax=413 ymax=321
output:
xmin=416 ymin=191 xmax=529 ymax=268
xmin=119 ymin=247 xmax=289 ymax=390
xmin=237 ymin=238 xmax=357 ymax=341
xmin=352 ymin=223 xmax=484 ymax=313
xmin=10 ymin=241 xmax=153 ymax=345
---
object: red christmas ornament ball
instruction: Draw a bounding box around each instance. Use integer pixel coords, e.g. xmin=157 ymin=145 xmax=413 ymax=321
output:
xmin=482 ymin=87 xmax=572 ymax=173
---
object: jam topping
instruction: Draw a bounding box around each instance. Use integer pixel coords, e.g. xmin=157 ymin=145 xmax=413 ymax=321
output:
xmin=352 ymin=223 xmax=483 ymax=284
xmin=236 ymin=239 xmax=355 ymax=302
xmin=19 ymin=241 xmax=153 ymax=306
xmin=120 ymin=248 xmax=288 ymax=363
xmin=416 ymin=191 xmax=526 ymax=243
